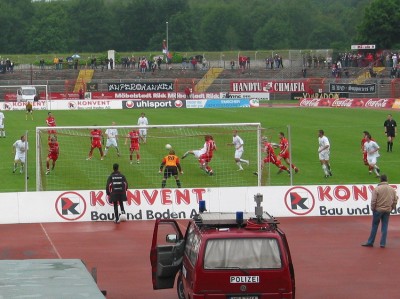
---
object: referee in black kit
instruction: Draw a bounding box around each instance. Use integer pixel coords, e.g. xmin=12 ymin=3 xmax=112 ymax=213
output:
xmin=384 ymin=114 xmax=397 ymax=152
xmin=106 ymin=163 xmax=128 ymax=223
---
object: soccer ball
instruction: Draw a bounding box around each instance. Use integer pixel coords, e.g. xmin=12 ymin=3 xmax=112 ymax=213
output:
xmin=165 ymin=144 xmax=172 ymax=150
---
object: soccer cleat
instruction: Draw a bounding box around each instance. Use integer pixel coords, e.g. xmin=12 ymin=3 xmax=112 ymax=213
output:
xmin=277 ymin=169 xmax=283 ymax=174
xmin=369 ymin=171 xmax=372 ymax=175
xmin=114 ymin=218 xmax=121 ymax=224
xmin=237 ymin=168 xmax=244 ymax=171
xmin=117 ymin=153 xmax=121 ymax=157
xmin=295 ymin=167 xmax=299 ymax=173
xmin=208 ymin=170 xmax=214 ymax=176
xmin=13 ymin=168 xmax=16 ymax=174
xmin=244 ymin=160 xmax=250 ymax=166
xmin=181 ymin=152 xmax=189 ymax=159
xmin=46 ymin=170 xmax=50 ymax=175
xmin=130 ymin=161 xmax=133 ymax=165
xmin=100 ymin=157 xmax=104 ymax=161
xmin=253 ymin=172 xmax=258 ymax=176
xmin=119 ymin=212 xmax=127 ymax=222
xmin=86 ymin=157 xmax=92 ymax=160
xmin=324 ymin=174 xmax=329 ymax=178
xmin=137 ymin=160 xmax=140 ymax=164
xmin=376 ymin=168 xmax=380 ymax=174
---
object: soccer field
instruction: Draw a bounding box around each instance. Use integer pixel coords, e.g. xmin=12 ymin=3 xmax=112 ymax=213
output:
xmin=2 ymin=107 xmax=398 ymax=192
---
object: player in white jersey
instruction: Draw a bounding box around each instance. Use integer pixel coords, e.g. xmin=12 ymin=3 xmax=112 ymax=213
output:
xmin=13 ymin=135 xmax=29 ymax=173
xmin=0 ymin=109 xmax=5 ymax=137
xmin=363 ymin=133 xmax=381 ymax=177
xmin=137 ymin=112 xmax=149 ymax=143
xmin=318 ymin=129 xmax=332 ymax=178
xmin=227 ymin=130 xmax=249 ymax=171
xmin=104 ymin=122 xmax=120 ymax=157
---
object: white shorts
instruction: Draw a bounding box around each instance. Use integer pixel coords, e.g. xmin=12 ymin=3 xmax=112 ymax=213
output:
xmin=15 ymin=153 xmax=26 ymax=163
xmin=234 ymin=149 xmax=244 ymax=159
xmin=139 ymin=128 xmax=147 ymax=136
xmin=367 ymin=156 xmax=378 ymax=165
xmin=106 ymin=138 xmax=118 ymax=147
xmin=319 ymin=150 xmax=330 ymax=161
xmin=193 ymin=150 xmax=203 ymax=158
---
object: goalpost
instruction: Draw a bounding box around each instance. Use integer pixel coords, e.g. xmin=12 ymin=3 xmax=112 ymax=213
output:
xmin=35 ymin=123 xmax=263 ymax=191
xmin=0 ymin=85 xmax=49 ymax=108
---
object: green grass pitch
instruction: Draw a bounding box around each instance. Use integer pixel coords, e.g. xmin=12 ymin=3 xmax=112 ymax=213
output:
xmin=1 ymin=107 xmax=397 ymax=192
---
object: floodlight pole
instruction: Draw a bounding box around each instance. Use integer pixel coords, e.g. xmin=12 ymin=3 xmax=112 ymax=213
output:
xmin=166 ymin=21 xmax=169 ymax=53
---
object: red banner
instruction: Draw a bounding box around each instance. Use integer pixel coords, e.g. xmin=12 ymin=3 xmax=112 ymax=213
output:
xmin=230 ymin=80 xmax=308 ymax=94
xmin=298 ymin=98 xmax=395 ymax=109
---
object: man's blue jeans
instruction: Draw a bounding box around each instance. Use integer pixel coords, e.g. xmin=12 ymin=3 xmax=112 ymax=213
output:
xmin=367 ymin=210 xmax=390 ymax=246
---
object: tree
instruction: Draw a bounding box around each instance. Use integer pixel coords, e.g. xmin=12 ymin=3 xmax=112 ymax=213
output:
xmin=357 ymin=0 xmax=400 ymax=49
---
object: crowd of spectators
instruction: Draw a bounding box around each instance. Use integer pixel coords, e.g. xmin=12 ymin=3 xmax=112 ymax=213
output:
xmin=0 ymin=58 xmax=14 ymax=73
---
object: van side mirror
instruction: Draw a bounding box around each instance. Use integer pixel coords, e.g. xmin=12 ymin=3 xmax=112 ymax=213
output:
xmin=166 ymin=234 xmax=178 ymax=243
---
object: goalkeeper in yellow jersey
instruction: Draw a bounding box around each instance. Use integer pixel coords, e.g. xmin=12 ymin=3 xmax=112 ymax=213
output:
xmin=26 ymin=101 xmax=33 ymax=120
xmin=159 ymin=150 xmax=183 ymax=188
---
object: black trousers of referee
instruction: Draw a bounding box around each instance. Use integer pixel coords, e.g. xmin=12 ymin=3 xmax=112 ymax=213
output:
xmin=113 ymin=199 xmax=126 ymax=221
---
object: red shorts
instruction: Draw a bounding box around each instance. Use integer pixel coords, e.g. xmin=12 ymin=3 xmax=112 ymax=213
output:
xmin=199 ymin=154 xmax=212 ymax=163
xmin=91 ymin=141 xmax=102 ymax=148
xmin=264 ymin=155 xmax=281 ymax=165
xmin=48 ymin=153 xmax=58 ymax=161
xmin=130 ymin=144 xmax=139 ymax=151
xmin=48 ymin=129 xmax=56 ymax=134
xmin=279 ymin=152 xmax=290 ymax=160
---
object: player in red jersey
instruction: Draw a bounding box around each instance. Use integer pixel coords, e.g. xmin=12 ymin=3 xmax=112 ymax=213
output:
xmin=199 ymin=135 xmax=217 ymax=175
xmin=253 ymin=137 xmax=290 ymax=176
xmin=46 ymin=136 xmax=59 ymax=175
xmin=87 ymin=127 xmax=104 ymax=160
xmin=277 ymin=132 xmax=299 ymax=173
xmin=125 ymin=129 xmax=140 ymax=164
xmin=182 ymin=135 xmax=217 ymax=175
xmin=361 ymin=130 xmax=375 ymax=174
xmin=46 ymin=112 xmax=57 ymax=140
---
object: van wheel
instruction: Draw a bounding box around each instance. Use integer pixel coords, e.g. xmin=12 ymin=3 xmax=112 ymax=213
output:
xmin=177 ymin=275 xmax=186 ymax=299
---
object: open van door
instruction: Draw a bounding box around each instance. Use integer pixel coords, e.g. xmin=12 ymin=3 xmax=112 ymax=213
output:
xmin=150 ymin=219 xmax=185 ymax=290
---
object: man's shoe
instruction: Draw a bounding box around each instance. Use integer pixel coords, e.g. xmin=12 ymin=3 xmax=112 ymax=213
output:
xmin=46 ymin=170 xmax=50 ymax=175
xmin=361 ymin=243 xmax=373 ymax=247
xmin=253 ymin=172 xmax=258 ymax=176
xmin=119 ymin=212 xmax=127 ymax=222
xmin=380 ymin=245 xmax=385 ymax=248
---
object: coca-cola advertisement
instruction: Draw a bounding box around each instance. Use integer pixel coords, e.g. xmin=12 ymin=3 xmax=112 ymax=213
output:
xmin=298 ymin=98 xmax=395 ymax=109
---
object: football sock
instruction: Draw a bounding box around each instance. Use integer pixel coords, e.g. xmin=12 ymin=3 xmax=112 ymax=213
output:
xmin=176 ymin=180 xmax=181 ymax=188
xmin=162 ymin=181 xmax=166 ymax=188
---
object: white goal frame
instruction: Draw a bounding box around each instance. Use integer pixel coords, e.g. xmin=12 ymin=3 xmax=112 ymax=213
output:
xmin=0 ymin=84 xmax=49 ymax=107
xmin=35 ymin=123 xmax=263 ymax=191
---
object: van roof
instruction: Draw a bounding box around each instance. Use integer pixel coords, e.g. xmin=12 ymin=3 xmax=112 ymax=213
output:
xmin=192 ymin=211 xmax=280 ymax=232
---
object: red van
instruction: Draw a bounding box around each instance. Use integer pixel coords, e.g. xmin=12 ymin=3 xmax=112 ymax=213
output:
xmin=150 ymin=194 xmax=295 ymax=299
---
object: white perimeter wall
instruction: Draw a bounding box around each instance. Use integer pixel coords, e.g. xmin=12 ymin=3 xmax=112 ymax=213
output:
xmin=1 ymin=184 xmax=399 ymax=224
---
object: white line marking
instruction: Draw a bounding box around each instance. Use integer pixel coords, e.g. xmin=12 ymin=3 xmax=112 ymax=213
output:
xmin=40 ymin=223 xmax=62 ymax=259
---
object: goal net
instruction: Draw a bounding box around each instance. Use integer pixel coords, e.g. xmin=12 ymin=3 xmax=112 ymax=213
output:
xmin=0 ymin=85 xmax=49 ymax=110
xmin=36 ymin=123 xmax=264 ymax=191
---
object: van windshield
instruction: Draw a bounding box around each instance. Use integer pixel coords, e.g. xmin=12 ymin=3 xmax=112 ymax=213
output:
xmin=204 ymin=238 xmax=281 ymax=269
xmin=22 ymin=89 xmax=36 ymax=95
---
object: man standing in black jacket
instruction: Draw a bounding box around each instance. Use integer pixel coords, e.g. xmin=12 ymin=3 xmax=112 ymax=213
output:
xmin=106 ymin=163 xmax=128 ymax=223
